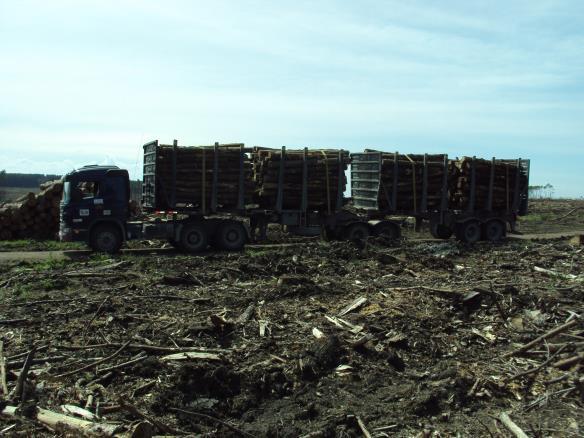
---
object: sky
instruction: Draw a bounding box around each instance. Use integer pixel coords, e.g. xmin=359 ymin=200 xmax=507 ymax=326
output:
xmin=1 ymin=0 xmax=583 ymax=197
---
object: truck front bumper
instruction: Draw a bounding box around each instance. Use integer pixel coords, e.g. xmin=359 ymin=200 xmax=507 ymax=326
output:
xmin=59 ymin=227 xmax=73 ymax=242
xmin=59 ymin=226 xmax=88 ymax=242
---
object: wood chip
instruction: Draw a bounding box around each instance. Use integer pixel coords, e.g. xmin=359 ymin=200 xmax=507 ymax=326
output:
xmin=61 ymin=404 xmax=98 ymax=421
xmin=533 ymin=266 xmax=579 ymax=281
xmin=338 ymin=297 xmax=367 ymax=316
xmin=312 ymin=327 xmax=324 ymax=339
xmin=159 ymin=351 xmax=221 ymax=361
xmin=258 ymin=320 xmax=268 ymax=337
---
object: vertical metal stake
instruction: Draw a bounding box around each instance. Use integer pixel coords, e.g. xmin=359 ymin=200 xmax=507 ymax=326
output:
xmin=237 ymin=144 xmax=245 ymax=210
xmin=392 ymin=151 xmax=398 ymax=213
xmin=468 ymin=156 xmax=476 ymax=212
xmin=276 ymin=146 xmax=286 ymax=212
xmin=301 ymin=147 xmax=308 ymax=214
xmin=171 ymin=139 xmax=177 ymax=209
xmin=513 ymin=159 xmax=521 ymax=212
xmin=440 ymin=154 xmax=448 ymax=224
xmin=421 ymin=153 xmax=428 ymax=213
xmin=336 ymin=149 xmax=344 ymax=211
xmin=211 ymin=142 xmax=219 ymax=213
xmin=487 ymin=157 xmax=495 ymax=212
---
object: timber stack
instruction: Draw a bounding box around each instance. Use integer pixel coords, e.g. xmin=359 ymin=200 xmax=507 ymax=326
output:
xmin=451 ymin=157 xmax=529 ymax=210
xmin=154 ymin=144 xmax=254 ymax=210
xmin=374 ymin=152 xmax=453 ymax=212
xmin=0 ymin=180 xmax=63 ymax=240
xmin=252 ymin=148 xmax=350 ymax=210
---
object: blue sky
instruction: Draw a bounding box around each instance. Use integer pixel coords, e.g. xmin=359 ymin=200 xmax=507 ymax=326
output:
xmin=1 ymin=0 xmax=583 ymax=196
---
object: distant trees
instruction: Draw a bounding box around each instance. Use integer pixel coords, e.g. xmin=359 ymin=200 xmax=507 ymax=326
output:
xmin=0 ymin=172 xmax=61 ymax=188
xmin=528 ymin=183 xmax=554 ymax=199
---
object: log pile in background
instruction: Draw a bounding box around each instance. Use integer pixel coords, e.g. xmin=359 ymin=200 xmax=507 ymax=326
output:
xmin=155 ymin=144 xmax=254 ymax=211
xmin=373 ymin=152 xmax=452 ymax=212
xmin=451 ymin=157 xmax=529 ymax=211
xmin=0 ymin=180 xmax=63 ymax=240
xmin=252 ymin=148 xmax=350 ymax=210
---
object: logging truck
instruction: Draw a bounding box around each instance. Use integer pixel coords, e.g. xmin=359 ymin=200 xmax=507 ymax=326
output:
xmin=59 ymin=140 xmax=529 ymax=253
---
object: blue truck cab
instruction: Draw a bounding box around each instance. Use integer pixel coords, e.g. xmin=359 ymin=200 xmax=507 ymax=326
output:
xmin=60 ymin=165 xmax=130 ymax=252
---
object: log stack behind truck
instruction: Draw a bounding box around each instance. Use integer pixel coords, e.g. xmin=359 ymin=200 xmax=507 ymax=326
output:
xmin=0 ymin=181 xmax=63 ymax=240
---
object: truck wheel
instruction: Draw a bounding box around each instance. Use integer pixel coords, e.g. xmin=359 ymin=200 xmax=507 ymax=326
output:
xmin=373 ymin=222 xmax=400 ymax=240
xmin=456 ymin=220 xmax=481 ymax=243
xmin=90 ymin=224 xmax=122 ymax=254
xmin=343 ymin=222 xmax=370 ymax=241
xmin=180 ymin=223 xmax=208 ymax=253
xmin=215 ymin=221 xmax=247 ymax=251
xmin=430 ymin=222 xmax=453 ymax=239
xmin=484 ymin=220 xmax=506 ymax=242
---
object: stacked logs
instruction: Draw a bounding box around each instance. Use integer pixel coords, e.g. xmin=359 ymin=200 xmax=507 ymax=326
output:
xmin=154 ymin=144 xmax=254 ymax=211
xmin=373 ymin=152 xmax=453 ymax=212
xmin=0 ymin=181 xmax=63 ymax=240
xmin=365 ymin=153 xmax=528 ymax=213
xmin=252 ymin=148 xmax=350 ymax=210
xmin=451 ymin=157 xmax=529 ymax=211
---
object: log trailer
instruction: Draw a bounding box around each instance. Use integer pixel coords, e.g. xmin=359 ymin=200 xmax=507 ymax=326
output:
xmin=59 ymin=140 xmax=529 ymax=253
xmin=351 ymin=151 xmax=530 ymax=243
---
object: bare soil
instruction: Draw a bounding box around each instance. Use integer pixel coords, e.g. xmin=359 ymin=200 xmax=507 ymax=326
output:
xmin=518 ymin=199 xmax=584 ymax=234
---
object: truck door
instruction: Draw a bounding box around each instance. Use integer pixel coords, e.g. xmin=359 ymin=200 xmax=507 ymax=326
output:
xmin=101 ymin=170 xmax=130 ymax=222
xmin=69 ymin=180 xmax=105 ymax=230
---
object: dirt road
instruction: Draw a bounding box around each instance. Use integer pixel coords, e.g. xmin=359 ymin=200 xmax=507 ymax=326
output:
xmin=0 ymin=243 xmax=314 ymax=263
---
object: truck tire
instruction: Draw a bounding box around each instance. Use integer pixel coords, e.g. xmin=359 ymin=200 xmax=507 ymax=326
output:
xmin=430 ymin=222 xmax=453 ymax=240
xmin=455 ymin=220 xmax=481 ymax=243
xmin=180 ymin=223 xmax=208 ymax=253
xmin=343 ymin=222 xmax=370 ymax=242
xmin=214 ymin=220 xmax=247 ymax=251
xmin=90 ymin=224 xmax=123 ymax=254
xmin=373 ymin=222 xmax=400 ymax=240
xmin=483 ymin=220 xmax=506 ymax=242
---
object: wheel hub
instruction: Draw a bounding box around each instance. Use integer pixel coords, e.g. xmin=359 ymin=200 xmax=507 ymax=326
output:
xmin=97 ymin=232 xmax=115 ymax=250
xmin=188 ymin=232 xmax=201 ymax=245
xmin=226 ymin=229 xmax=238 ymax=242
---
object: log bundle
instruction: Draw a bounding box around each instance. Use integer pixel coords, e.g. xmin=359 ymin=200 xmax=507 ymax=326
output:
xmin=0 ymin=181 xmax=63 ymax=240
xmin=361 ymin=153 xmax=528 ymax=213
xmin=451 ymin=157 xmax=529 ymax=211
xmin=252 ymin=148 xmax=350 ymax=210
xmin=154 ymin=144 xmax=254 ymax=211
xmin=373 ymin=153 xmax=452 ymax=212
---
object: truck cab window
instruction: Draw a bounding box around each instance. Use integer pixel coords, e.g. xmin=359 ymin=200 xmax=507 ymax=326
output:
xmin=73 ymin=181 xmax=100 ymax=200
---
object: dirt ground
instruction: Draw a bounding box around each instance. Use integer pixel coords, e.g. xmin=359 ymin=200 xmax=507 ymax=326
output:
xmin=517 ymin=199 xmax=584 ymax=235
xmin=0 ymin=200 xmax=582 ymax=437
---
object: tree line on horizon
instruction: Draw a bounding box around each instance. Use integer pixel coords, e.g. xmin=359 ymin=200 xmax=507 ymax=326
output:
xmin=0 ymin=171 xmax=61 ymax=188
xmin=528 ymin=184 xmax=555 ymax=199
xmin=0 ymin=171 xmax=143 ymax=202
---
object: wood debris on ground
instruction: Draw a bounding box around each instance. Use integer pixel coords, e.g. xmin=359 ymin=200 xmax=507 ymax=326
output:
xmin=0 ymin=227 xmax=582 ymax=436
